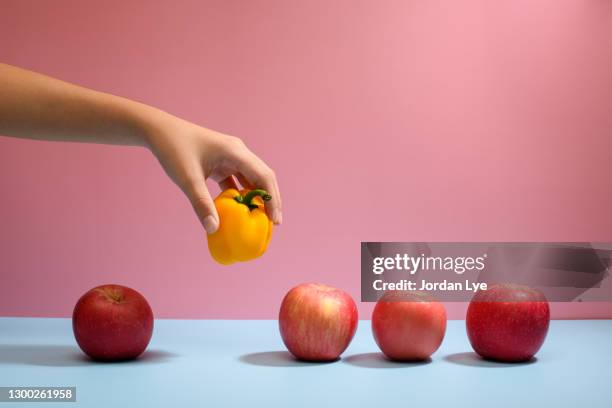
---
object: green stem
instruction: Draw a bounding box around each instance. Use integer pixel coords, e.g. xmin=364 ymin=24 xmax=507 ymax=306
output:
xmin=234 ymin=189 xmax=272 ymax=210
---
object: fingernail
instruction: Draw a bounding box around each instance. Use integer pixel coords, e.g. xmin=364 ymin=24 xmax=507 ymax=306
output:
xmin=203 ymin=215 xmax=219 ymax=234
xmin=273 ymin=209 xmax=282 ymax=224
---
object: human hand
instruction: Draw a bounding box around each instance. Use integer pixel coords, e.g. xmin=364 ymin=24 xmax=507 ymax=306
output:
xmin=0 ymin=63 xmax=281 ymax=234
xmin=140 ymin=112 xmax=282 ymax=234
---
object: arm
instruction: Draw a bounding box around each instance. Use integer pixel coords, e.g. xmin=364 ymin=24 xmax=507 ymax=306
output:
xmin=0 ymin=63 xmax=282 ymax=233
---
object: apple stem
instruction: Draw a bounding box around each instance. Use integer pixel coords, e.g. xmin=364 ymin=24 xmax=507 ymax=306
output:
xmin=234 ymin=189 xmax=271 ymax=210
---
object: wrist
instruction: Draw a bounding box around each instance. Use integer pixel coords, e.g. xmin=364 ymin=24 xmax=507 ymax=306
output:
xmin=108 ymin=94 xmax=174 ymax=150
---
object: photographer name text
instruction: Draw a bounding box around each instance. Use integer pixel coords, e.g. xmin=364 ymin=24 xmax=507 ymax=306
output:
xmin=373 ymin=279 xmax=487 ymax=292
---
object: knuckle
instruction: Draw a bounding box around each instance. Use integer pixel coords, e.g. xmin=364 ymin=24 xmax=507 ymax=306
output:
xmin=265 ymin=168 xmax=276 ymax=180
xmin=185 ymin=183 xmax=209 ymax=203
xmin=220 ymin=136 xmax=248 ymax=158
xmin=227 ymin=135 xmax=246 ymax=148
xmin=194 ymin=195 xmax=213 ymax=207
xmin=191 ymin=193 xmax=214 ymax=214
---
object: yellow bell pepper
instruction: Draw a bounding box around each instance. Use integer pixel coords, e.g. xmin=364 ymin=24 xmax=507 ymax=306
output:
xmin=207 ymin=188 xmax=273 ymax=265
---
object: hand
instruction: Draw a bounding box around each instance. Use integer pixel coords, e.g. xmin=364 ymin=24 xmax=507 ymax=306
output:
xmin=0 ymin=63 xmax=281 ymax=234
xmin=141 ymin=113 xmax=282 ymax=234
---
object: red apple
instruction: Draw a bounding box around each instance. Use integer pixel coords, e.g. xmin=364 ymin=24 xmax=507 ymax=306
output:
xmin=466 ymin=283 xmax=550 ymax=362
xmin=72 ymin=284 xmax=154 ymax=361
xmin=372 ymin=291 xmax=447 ymax=361
xmin=279 ymin=283 xmax=358 ymax=361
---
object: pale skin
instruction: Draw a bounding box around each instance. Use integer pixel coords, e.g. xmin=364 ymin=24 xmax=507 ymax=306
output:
xmin=0 ymin=63 xmax=282 ymax=234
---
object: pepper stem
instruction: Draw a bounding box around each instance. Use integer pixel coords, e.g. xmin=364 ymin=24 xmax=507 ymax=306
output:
xmin=234 ymin=189 xmax=272 ymax=210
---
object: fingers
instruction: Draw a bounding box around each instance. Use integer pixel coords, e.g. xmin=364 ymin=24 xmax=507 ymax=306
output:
xmin=235 ymin=152 xmax=282 ymax=224
xmin=221 ymin=172 xmax=281 ymax=223
xmin=266 ymin=172 xmax=282 ymax=224
xmin=185 ymin=175 xmax=219 ymax=234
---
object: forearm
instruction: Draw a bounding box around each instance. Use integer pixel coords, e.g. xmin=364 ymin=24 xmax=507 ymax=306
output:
xmin=0 ymin=63 xmax=158 ymax=147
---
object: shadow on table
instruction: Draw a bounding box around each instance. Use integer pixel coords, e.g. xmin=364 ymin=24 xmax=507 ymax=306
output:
xmin=444 ymin=352 xmax=537 ymax=367
xmin=239 ymin=351 xmax=338 ymax=367
xmin=343 ymin=353 xmax=431 ymax=368
xmin=0 ymin=345 xmax=177 ymax=367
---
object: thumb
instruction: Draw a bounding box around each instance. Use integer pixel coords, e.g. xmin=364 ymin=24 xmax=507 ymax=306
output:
xmin=186 ymin=178 xmax=219 ymax=234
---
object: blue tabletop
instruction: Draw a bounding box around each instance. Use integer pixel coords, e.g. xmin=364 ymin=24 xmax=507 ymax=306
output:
xmin=0 ymin=318 xmax=610 ymax=407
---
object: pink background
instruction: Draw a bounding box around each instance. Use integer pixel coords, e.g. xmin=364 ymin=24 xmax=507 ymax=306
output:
xmin=1 ymin=0 xmax=611 ymax=319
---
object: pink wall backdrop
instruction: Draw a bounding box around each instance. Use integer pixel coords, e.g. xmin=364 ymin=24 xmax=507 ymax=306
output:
xmin=1 ymin=0 xmax=611 ymax=319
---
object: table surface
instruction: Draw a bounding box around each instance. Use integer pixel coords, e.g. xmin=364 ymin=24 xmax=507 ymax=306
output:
xmin=0 ymin=318 xmax=610 ymax=407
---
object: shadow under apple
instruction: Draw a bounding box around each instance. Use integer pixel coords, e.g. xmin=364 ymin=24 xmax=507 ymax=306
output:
xmin=0 ymin=344 xmax=177 ymax=367
xmin=239 ymin=351 xmax=338 ymax=367
xmin=343 ymin=352 xmax=432 ymax=368
xmin=444 ymin=352 xmax=537 ymax=367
